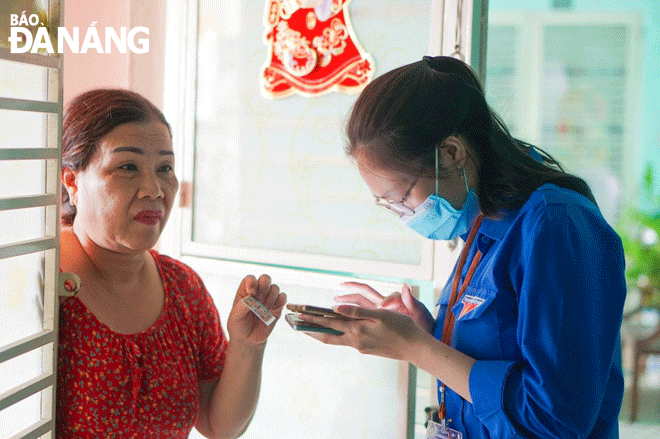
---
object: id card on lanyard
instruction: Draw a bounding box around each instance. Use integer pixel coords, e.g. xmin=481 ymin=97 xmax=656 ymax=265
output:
xmin=435 ymin=213 xmax=484 ymax=437
xmin=426 ymin=421 xmax=463 ymax=439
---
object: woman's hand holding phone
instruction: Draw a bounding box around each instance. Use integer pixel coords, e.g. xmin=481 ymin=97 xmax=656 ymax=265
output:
xmin=285 ymin=282 xmax=434 ymax=361
xmin=294 ymin=303 xmax=426 ymax=362
xmin=335 ymin=282 xmax=434 ymax=334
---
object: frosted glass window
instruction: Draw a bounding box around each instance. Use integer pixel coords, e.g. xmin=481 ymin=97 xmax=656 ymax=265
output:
xmin=0 ymin=60 xmax=50 ymax=102
xmin=0 ymin=250 xmax=48 ymax=350
xmin=190 ymin=0 xmax=432 ymax=273
xmin=0 ymin=392 xmax=43 ymax=439
xmin=0 ymin=206 xmax=46 ymax=246
xmin=0 ymin=160 xmax=46 ymax=197
xmin=0 ymin=110 xmax=48 ymax=149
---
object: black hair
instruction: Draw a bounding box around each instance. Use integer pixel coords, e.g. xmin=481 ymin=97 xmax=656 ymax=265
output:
xmin=345 ymin=55 xmax=595 ymax=216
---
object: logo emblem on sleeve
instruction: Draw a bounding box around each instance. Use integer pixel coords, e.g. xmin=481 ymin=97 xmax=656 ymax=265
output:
xmin=458 ymin=295 xmax=486 ymax=319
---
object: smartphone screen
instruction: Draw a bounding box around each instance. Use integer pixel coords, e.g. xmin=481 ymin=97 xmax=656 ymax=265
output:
xmin=285 ymin=313 xmax=344 ymax=335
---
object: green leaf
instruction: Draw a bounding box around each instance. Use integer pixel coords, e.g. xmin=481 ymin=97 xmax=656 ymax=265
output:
xmin=643 ymin=162 xmax=654 ymax=194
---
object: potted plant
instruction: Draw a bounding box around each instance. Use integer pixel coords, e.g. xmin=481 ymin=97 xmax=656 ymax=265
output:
xmin=618 ymin=163 xmax=660 ymax=310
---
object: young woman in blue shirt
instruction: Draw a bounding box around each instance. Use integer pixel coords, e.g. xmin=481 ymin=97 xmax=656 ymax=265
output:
xmin=299 ymin=56 xmax=627 ymax=438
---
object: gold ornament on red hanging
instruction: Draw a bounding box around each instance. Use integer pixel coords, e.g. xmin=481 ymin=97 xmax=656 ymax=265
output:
xmin=260 ymin=0 xmax=375 ymax=98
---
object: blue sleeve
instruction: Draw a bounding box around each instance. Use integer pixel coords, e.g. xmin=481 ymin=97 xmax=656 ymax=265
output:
xmin=468 ymin=200 xmax=626 ymax=437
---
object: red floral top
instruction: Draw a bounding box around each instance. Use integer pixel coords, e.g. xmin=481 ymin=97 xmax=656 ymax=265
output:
xmin=56 ymin=251 xmax=228 ymax=438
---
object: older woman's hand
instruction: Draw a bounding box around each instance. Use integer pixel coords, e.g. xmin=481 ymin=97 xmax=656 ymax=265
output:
xmin=227 ymin=274 xmax=287 ymax=346
xmin=336 ymin=282 xmax=434 ymax=334
xmin=297 ymin=305 xmax=425 ymax=361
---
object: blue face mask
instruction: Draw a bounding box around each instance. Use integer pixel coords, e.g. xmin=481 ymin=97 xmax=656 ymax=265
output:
xmin=400 ymin=188 xmax=480 ymax=240
xmin=400 ymin=148 xmax=480 ymax=240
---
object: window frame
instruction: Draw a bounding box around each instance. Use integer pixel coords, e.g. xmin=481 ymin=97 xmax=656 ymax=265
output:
xmin=0 ymin=0 xmax=64 ymax=435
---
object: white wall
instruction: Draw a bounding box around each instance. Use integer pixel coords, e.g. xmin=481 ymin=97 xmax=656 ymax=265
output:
xmin=62 ymin=0 xmax=167 ymax=108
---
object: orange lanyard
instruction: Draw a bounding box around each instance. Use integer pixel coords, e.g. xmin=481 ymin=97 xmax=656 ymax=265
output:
xmin=438 ymin=213 xmax=484 ymax=425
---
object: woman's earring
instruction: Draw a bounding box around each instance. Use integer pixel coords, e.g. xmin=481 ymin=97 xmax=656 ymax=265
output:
xmin=457 ymin=164 xmax=466 ymax=183
xmin=458 ymin=164 xmax=469 ymax=192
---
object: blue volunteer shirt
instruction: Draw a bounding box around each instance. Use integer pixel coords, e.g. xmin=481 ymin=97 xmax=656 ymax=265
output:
xmin=433 ymin=183 xmax=626 ymax=438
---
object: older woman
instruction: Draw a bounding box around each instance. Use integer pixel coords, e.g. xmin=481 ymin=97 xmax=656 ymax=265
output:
xmin=57 ymin=88 xmax=286 ymax=438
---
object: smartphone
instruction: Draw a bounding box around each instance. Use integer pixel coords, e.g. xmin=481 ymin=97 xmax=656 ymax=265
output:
xmin=285 ymin=313 xmax=344 ymax=335
xmin=286 ymin=303 xmax=346 ymax=318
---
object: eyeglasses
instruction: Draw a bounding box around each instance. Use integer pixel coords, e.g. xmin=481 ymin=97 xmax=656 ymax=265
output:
xmin=373 ymin=178 xmax=418 ymax=217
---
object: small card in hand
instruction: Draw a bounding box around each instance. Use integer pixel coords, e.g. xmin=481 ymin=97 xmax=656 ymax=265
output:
xmin=242 ymin=295 xmax=276 ymax=326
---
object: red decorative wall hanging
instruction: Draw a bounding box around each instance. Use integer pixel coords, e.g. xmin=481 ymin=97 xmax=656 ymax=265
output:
xmin=260 ymin=0 xmax=375 ymax=98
